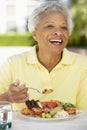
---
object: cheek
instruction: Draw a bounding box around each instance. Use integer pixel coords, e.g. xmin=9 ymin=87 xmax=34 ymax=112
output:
xmin=38 ymin=33 xmax=47 ymax=41
xmin=63 ymin=34 xmax=69 ymax=45
xmin=64 ymin=32 xmax=69 ymax=40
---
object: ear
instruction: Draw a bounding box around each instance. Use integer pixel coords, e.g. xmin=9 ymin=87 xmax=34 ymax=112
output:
xmin=32 ymin=31 xmax=37 ymax=41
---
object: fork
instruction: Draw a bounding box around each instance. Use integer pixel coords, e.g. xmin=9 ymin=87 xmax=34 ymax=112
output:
xmin=28 ymin=87 xmax=44 ymax=94
xmin=10 ymin=83 xmax=44 ymax=94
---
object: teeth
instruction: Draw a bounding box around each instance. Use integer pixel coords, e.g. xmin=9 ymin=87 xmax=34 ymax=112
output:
xmin=50 ymin=39 xmax=62 ymax=42
xmin=49 ymin=39 xmax=62 ymax=44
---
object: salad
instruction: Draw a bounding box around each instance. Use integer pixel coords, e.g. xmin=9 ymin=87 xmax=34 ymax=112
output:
xmin=21 ymin=100 xmax=76 ymax=118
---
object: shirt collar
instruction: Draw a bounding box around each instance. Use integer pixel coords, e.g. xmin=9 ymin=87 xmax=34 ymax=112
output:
xmin=27 ymin=46 xmax=75 ymax=65
xmin=27 ymin=45 xmax=38 ymax=64
xmin=61 ymin=48 xmax=75 ymax=65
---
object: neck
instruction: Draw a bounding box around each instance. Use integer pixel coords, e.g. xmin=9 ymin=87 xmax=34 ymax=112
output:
xmin=36 ymin=47 xmax=62 ymax=72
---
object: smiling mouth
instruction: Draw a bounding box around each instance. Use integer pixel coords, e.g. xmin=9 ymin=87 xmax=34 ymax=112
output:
xmin=49 ymin=39 xmax=63 ymax=44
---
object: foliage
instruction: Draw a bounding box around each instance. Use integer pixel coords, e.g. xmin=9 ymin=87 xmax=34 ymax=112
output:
xmin=68 ymin=0 xmax=87 ymax=46
xmin=0 ymin=33 xmax=37 ymax=46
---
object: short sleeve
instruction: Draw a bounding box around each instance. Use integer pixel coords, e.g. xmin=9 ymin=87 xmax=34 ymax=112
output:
xmin=0 ymin=58 xmax=12 ymax=94
xmin=76 ymin=69 xmax=87 ymax=110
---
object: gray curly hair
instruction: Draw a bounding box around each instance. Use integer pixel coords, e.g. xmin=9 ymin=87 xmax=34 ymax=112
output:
xmin=28 ymin=1 xmax=74 ymax=35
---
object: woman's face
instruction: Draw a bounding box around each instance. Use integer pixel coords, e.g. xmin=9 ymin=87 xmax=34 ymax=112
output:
xmin=32 ymin=11 xmax=69 ymax=54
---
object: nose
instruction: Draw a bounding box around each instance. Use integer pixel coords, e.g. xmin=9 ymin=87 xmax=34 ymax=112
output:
xmin=54 ymin=29 xmax=62 ymax=36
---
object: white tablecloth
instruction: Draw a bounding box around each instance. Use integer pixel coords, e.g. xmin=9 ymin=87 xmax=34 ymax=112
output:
xmin=10 ymin=111 xmax=87 ymax=130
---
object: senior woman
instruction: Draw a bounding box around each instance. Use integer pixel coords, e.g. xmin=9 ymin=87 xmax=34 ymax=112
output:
xmin=0 ymin=1 xmax=87 ymax=110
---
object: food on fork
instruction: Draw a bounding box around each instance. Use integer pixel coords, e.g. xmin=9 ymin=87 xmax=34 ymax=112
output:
xmin=42 ymin=89 xmax=54 ymax=94
xmin=21 ymin=100 xmax=76 ymax=118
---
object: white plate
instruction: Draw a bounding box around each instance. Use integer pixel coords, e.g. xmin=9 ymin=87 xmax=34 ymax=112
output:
xmin=19 ymin=110 xmax=82 ymax=122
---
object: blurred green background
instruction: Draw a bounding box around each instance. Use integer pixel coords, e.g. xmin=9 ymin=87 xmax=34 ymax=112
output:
xmin=0 ymin=0 xmax=87 ymax=46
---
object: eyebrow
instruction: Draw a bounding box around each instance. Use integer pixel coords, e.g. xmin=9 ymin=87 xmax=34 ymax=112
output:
xmin=44 ymin=22 xmax=67 ymax=26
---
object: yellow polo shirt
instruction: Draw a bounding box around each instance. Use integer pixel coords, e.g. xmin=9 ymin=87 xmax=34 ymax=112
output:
xmin=0 ymin=46 xmax=87 ymax=110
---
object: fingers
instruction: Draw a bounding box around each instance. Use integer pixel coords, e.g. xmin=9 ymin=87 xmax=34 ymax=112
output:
xmin=10 ymin=84 xmax=28 ymax=93
xmin=10 ymin=79 xmax=20 ymax=87
xmin=8 ymin=81 xmax=29 ymax=103
xmin=11 ymin=93 xmax=29 ymax=103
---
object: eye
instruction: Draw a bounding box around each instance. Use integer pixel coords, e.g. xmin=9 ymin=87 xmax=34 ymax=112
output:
xmin=47 ymin=25 xmax=53 ymax=27
xmin=45 ymin=24 xmax=54 ymax=28
xmin=61 ymin=26 xmax=68 ymax=30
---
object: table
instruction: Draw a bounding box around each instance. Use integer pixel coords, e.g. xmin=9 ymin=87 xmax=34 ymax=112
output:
xmin=11 ymin=111 xmax=87 ymax=130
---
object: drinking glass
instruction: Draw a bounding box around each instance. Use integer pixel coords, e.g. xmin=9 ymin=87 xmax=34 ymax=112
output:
xmin=0 ymin=101 xmax=12 ymax=129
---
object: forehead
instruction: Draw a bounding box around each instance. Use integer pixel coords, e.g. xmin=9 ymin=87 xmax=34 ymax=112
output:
xmin=39 ymin=11 xmax=67 ymax=24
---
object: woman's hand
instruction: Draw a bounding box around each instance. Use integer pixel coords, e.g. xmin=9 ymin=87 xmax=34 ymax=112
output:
xmin=7 ymin=80 xmax=29 ymax=103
